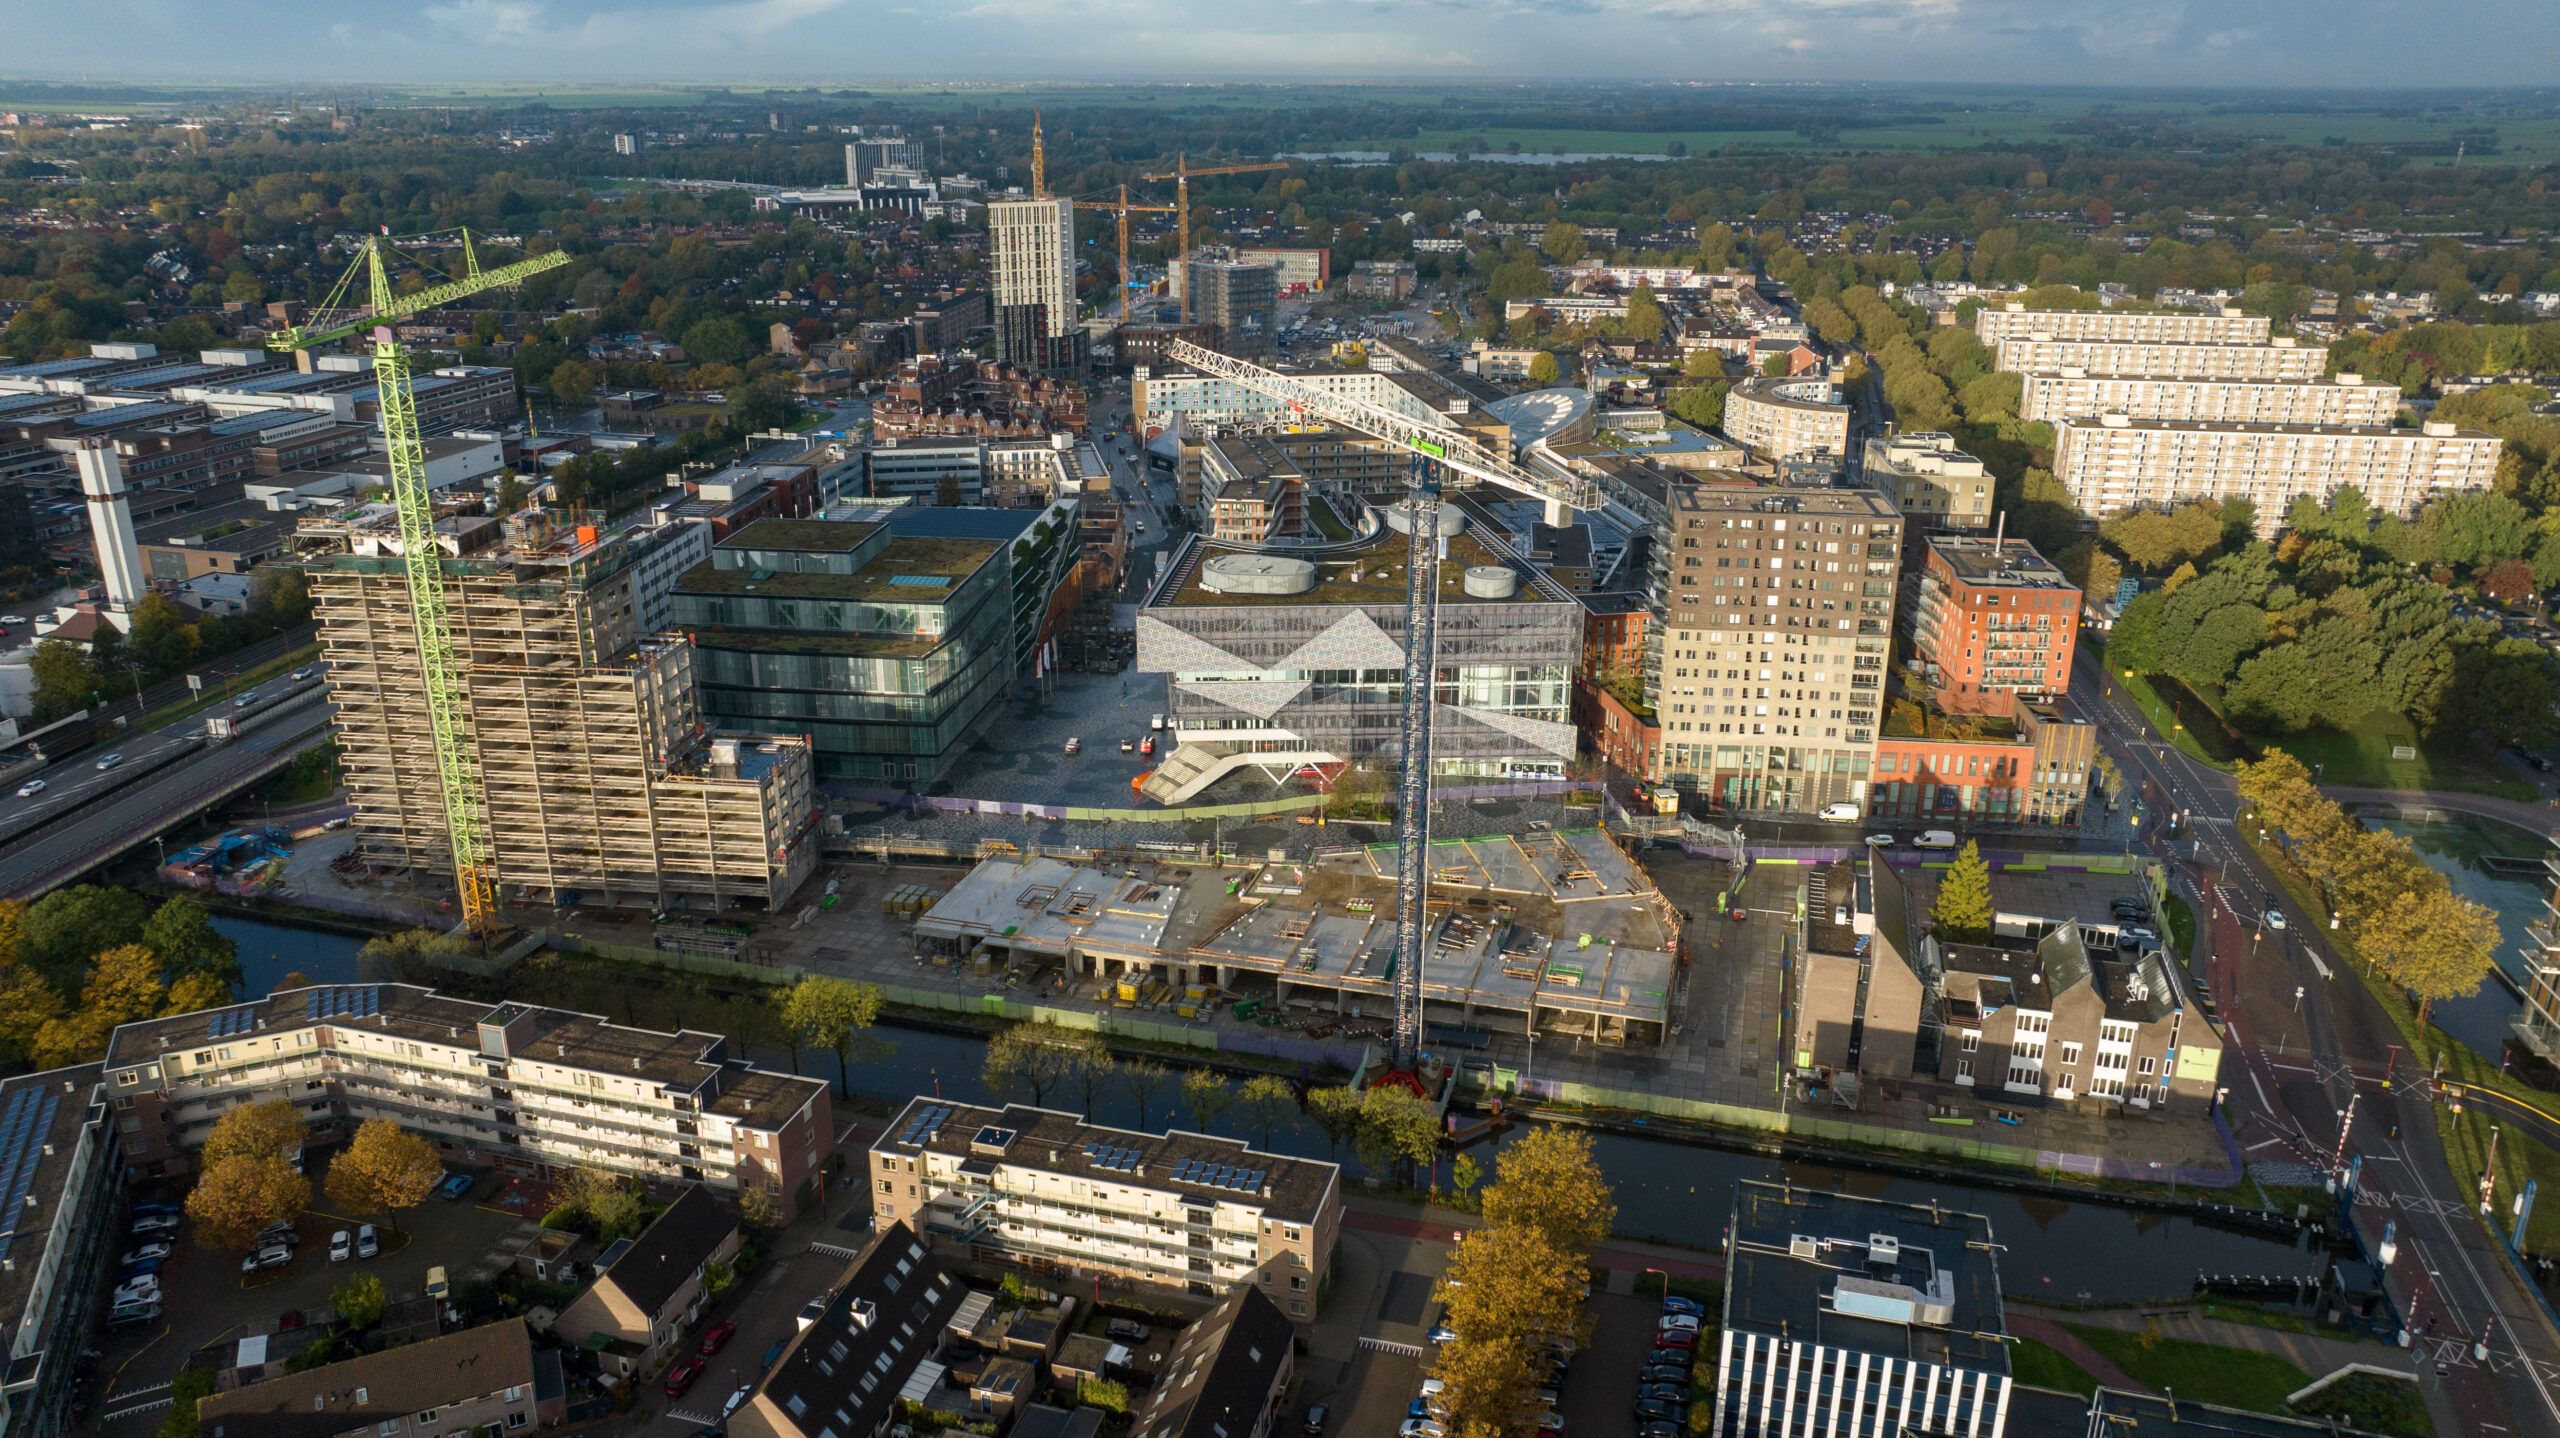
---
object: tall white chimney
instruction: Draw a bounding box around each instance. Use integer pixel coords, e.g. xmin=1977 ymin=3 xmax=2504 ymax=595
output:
xmin=75 ymin=437 xmax=146 ymax=617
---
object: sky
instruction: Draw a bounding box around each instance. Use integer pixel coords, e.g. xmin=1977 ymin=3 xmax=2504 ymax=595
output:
xmin=2 ymin=0 xmax=2556 ymax=90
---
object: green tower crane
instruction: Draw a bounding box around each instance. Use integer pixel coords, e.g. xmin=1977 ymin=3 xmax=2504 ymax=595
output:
xmin=269 ymin=229 xmax=571 ymax=934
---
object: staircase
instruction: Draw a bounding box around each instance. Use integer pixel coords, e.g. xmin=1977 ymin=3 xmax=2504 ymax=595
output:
xmin=1138 ymin=739 xmax=1338 ymax=806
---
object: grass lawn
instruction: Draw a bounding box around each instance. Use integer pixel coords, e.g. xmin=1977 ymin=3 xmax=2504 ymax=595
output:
xmin=2243 ymin=828 xmax=2560 ymax=1251
xmin=2065 ymin=1323 xmax=2311 ymax=1415
xmin=2010 ymin=1338 xmax=2098 ymax=1397
xmin=2258 ymin=713 xmax=2536 ymax=800
xmin=1307 ymin=496 xmax=1353 ymax=542
xmin=2289 ymin=1370 xmax=2435 ymax=1437
xmin=2112 ymin=668 xmax=2245 ymax=769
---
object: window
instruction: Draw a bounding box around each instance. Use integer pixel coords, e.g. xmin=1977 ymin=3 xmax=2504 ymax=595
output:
xmin=878 ymin=1178 xmax=893 ymax=1194
xmin=2138 ymin=1056 xmax=2157 ymax=1076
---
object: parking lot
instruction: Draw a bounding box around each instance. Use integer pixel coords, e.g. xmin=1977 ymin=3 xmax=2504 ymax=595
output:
xmin=95 ymin=1168 xmax=545 ymax=1436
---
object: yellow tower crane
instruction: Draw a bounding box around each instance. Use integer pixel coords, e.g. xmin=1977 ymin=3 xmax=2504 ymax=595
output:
xmin=268 ymin=229 xmax=571 ymax=934
xmin=1140 ymin=155 xmax=1290 ymax=324
xmin=1074 ymin=186 xmax=1178 ymax=324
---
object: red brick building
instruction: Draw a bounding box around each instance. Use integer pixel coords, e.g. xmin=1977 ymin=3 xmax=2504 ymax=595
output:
xmin=1907 ymin=534 xmax=2079 ymax=715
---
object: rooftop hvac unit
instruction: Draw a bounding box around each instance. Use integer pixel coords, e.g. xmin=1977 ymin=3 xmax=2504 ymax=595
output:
xmin=1867 ymin=1233 xmax=1900 ymax=1267
xmin=1788 ymin=1235 xmax=1819 ymax=1261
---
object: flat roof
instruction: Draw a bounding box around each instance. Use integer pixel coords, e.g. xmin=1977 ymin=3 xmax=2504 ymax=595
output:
xmin=722 ymin=517 xmax=882 ymax=552
xmin=2055 ymin=416 xmax=2495 ymax=440
xmin=678 ymin=535 xmax=1000 ymax=602
xmin=874 ymin=1098 xmax=1340 ymax=1224
xmin=0 ymin=1067 xmax=104 ymax=1353
xmin=916 ymin=855 xmax=1185 ymax=960
xmin=1926 ymin=535 xmax=2069 ymax=588
xmin=1154 ymin=529 xmax=1557 ymax=609
xmin=1724 ymin=1180 xmax=2008 ymax=1375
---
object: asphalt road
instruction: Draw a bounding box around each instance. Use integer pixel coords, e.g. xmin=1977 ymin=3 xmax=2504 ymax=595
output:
xmin=0 ymin=690 xmax=335 ymax=899
xmin=0 ymin=667 xmax=328 ymax=842
xmin=2061 ymin=642 xmax=2560 ymax=1435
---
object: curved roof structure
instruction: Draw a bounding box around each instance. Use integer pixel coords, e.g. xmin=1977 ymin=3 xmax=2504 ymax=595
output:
xmin=1484 ymin=387 xmax=1594 ymax=455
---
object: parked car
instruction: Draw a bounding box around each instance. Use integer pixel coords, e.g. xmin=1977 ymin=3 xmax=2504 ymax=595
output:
xmin=278 ymin=1309 xmax=304 ymax=1331
xmin=256 ymin=1220 xmax=301 ymax=1247
xmin=1864 ymin=833 xmax=1896 ymax=848
xmin=129 ymin=1214 xmax=180 ymax=1238
xmin=1658 ymin=1313 xmax=1701 ymax=1333
xmin=94 ymin=753 xmax=123 ymax=771
xmin=129 ymin=1201 xmax=181 ymax=1219
xmin=762 ymin=1338 xmax=788 ymax=1371
xmin=1150 ymin=713 xmax=1166 ymax=731
xmin=117 ymin=1258 xmax=163 ymax=1282
xmin=700 ymin=1320 xmax=738 ymax=1355
xmin=721 ymin=1387 xmax=753 ymax=1418
xmin=121 ymin=1242 xmax=172 ymax=1266
xmin=663 ymin=1357 xmax=707 ymax=1398
xmin=1634 ymin=1399 xmax=1681 ymax=1424
xmin=1139 ymin=736 xmax=1157 ymax=757
xmin=113 ymin=1276 xmax=161 ymax=1304
xmin=355 ymin=1224 xmax=379 ymax=1259
xmin=1640 ymin=1383 xmax=1691 ymax=1405
xmin=1119 ymin=739 xmax=1136 ymax=754
xmin=1653 ymin=1331 xmax=1697 ymax=1353
xmin=1064 ymin=737 xmax=1082 ymax=756
xmin=1660 ymin=1296 xmax=1704 ymax=1318
xmin=106 ymin=1302 xmax=161 ymax=1327
xmin=1913 ymin=829 xmax=1957 ymax=849
xmin=1303 ymin=1404 xmax=1329 ymax=1434
xmin=329 ymin=1230 xmax=353 ymax=1262
xmin=1817 ymin=801 xmax=1860 ymax=822
xmin=239 ymin=1245 xmax=292 ymax=1274
xmin=436 ymin=1172 xmax=475 ymax=1201
xmin=1105 ymin=1319 xmax=1150 ymax=1342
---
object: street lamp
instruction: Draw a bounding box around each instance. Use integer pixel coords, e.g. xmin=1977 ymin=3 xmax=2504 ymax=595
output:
xmin=1643 ymin=1266 xmax=1672 ymax=1303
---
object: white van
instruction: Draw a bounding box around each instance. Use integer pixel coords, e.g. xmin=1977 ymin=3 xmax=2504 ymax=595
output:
xmin=1816 ymin=802 xmax=1860 ymax=823
xmin=1913 ymin=830 xmax=1958 ymax=849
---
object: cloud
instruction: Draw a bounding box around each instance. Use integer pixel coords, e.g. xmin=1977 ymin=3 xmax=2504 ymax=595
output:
xmin=422 ymin=0 xmax=549 ymax=44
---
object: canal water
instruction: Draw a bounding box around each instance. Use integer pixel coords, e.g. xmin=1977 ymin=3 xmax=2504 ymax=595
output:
xmin=2370 ymin=816 xmax=2551 ymax=1062
xmin=211 ymin=915 xmax=2325 ymax=1302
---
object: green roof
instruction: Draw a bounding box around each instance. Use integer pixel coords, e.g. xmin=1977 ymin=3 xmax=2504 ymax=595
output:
xmin=722 ymin=518 xmax=882 ymax=553
xmin=1165 ymin=530 xmax=1547 ymax=609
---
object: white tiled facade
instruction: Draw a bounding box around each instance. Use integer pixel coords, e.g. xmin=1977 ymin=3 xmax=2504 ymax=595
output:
xmin=1973 ymin=305 xmax=2269 ymax=345
xmin=988 ymin=198 xmax=1077 ymax=339
xmin=1991 ymin=336 xmax=2326 ymax=382
xmin=1726 ymin=377 xmax=1849 ymax=462
xmin=2018 ymin=371 xmax=2401 ymax=427
xmin=2050 ymin=416 xmax=2501 ymax=529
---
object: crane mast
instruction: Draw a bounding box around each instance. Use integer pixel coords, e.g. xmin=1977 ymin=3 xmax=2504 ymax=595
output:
xmin=1152 ymin=339 xmax=1601 ymax=1080
xmin=270 ymin=230 xmax=570 ymax=933
xmin=1140 ymin=156 xmax=1289 ymax=325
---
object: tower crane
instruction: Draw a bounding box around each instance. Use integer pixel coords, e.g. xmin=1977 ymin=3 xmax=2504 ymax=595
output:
xmin=1073 ymin=185 xmax=1179 ymax=324
xmin=1156 ymin=337 xmax=1598 ymax=1085
xmin=269 ymin=229 xmax=571 ymax=935
xmin=1139 ymin=156 xmax=1290 ymax=324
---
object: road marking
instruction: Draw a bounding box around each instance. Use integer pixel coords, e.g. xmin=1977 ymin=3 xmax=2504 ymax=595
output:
xmin=101 ymin=1396 xmax=174 ymax=1422
xmin=1359 ymin=1336 xmax=1427 ymax=1359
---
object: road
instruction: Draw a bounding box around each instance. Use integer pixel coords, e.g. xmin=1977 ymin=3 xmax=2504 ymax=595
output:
xmin=0 ymin=690 xmax=335 ymax=899
xmin=0 ymin=667 xmax=328 ymax=842
xmin=2061 ymin=643 xmax=2560 ymax=1435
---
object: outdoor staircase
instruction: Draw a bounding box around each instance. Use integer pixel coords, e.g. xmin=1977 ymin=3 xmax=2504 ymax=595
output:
xmin=1138 ymin=739 xmax=1338 ymax=806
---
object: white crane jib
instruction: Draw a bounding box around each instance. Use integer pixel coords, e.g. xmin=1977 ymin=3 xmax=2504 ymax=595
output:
xmin=1161 ymin=338 xmax=1596 ymax=523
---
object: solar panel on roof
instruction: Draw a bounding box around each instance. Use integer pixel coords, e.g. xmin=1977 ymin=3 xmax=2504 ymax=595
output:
xmin=0 ymin=1088 xmax=59 ymax=1262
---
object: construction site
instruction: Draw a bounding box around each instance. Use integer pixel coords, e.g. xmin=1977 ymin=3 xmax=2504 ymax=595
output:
xmin=302 ymin=502 xmax=821 ymax=914
xmin=907 ymin=828 xmax=1682 ymax=1047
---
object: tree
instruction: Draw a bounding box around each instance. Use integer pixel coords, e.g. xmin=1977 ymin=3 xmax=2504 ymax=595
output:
xmin=1451 ymin=1152 xmax=1482 ymax=1201
xmin=186 ymin=1155 xmax=308 ymax=1251
xmin=33 ymin=944 xmax=170 ymax=1066
xmin=552 ymin=1168 xmax=648 ymax=1241
xmin=323 ymin=1120 xmax=442 ymax=1231
xmin=778 ymin=975 xmax=884 ymax=1097
xmin=160 ymin=1366 xmax=216 ymax=1438
xmin=1115 ymin=1056 xmax=1170 ymax=1130
xmin=0 ymin=956 xmax=63 ymax=1061
xmin=1539 ymin=221 xmax=1585 ymax=265
xmin=1434 ymin=1224 xmax=1593 ymax=1432
xmin=1308 ymin=1084 xmax=1364 ymax=1157
xmin=2480 ymin=557 xmax=2538 ymax=607
xmin=26 ymin=640 xmax=96 ymax=723
xmin=332 ymin=1272 xmax=388 ymax=1330
xmin=1930 ymin=842 xmax=1993 ymax=943
xmin=1181 ymin=1067 xmax=1235 ymax=1132
xmin=679 ymin=315 xmax=752 ymax=366
xmin=17 ymin=883 xmax=146 ymax=981
xmin=1666 ymin=381 xmax=1727 ymax=431
xmin=1354 ymin=1084 xmax=1441 ymax=1184
xmin=545 ymin=357 xmax=600 ymax=408
xmin=981 ymin=1020 xmax=1103 ymax=1107
xmin=1076 ymin=1376 xmax=1131 ymax=1414
xmin=1479 ymin=1128 xmax=1615 ymax=1258
xmin=1235 ymin=1074 xmax=1295 ymax=1149
xmin=144 ymin=897 xmax=241 ymax=987
xmin=2364 ymin=889 xmax=2497 ymax=1027
xmin=1760 ymin=353 xmax=1791 ymax=377
xmin=202 ymin=1099 xmax=308 ymax=1171
xmin=1526 ymin=351 xmax=1559 ymax=385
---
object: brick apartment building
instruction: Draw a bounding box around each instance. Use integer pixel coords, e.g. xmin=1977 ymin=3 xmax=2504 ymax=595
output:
xmin=1906 ymin=534 xmax=2079 ymax=715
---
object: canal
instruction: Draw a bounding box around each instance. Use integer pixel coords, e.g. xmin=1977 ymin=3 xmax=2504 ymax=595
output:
xmin=212 ymin=914 xmax=2328 ymax=1302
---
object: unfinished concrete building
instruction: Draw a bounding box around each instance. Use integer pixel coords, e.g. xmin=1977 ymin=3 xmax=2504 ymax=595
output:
xmin=303 ymin=505 xmax=819 ymax=911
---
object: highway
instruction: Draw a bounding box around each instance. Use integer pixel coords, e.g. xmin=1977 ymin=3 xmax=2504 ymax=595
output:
xmin=0 ymin=668 xmax=328 ymax=842
xmin=0 ymin=689 xmax=335 ymax=900
xmin=2061 ymin=644 xmax=2560 ymax=1436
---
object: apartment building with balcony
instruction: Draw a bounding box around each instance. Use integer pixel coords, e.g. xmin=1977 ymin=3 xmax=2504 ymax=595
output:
xmin=1724 ymin=375 xmax=1850 ymax=463
xmin=868 ymin=1099 xmax=1341 ymax=1322
xmin=2017 ymin=369 xmax=2401 ymax=427
xmin=102 ymin=983 xmax=832 ymax=1219
xmin=1972 ymin=303 xmax=2269 ymax=346
xmin=1653 ymin=479 xmax=1902 ymax=816
xmin=2517 ymin=860 xmax=2560 ymax=1063
xmin=1861 ymin=431 xmax=1991 ymax=531
xmin=2050 ymin=415 xmax=2501 ymax=529
xmin=1907 ymin=535 xmax=2078 ymax=714
xmin=1990 ymin=335 xmax=2326 ymax=382
xmin=0 ymin=1066 xmax=119 ymax=1438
